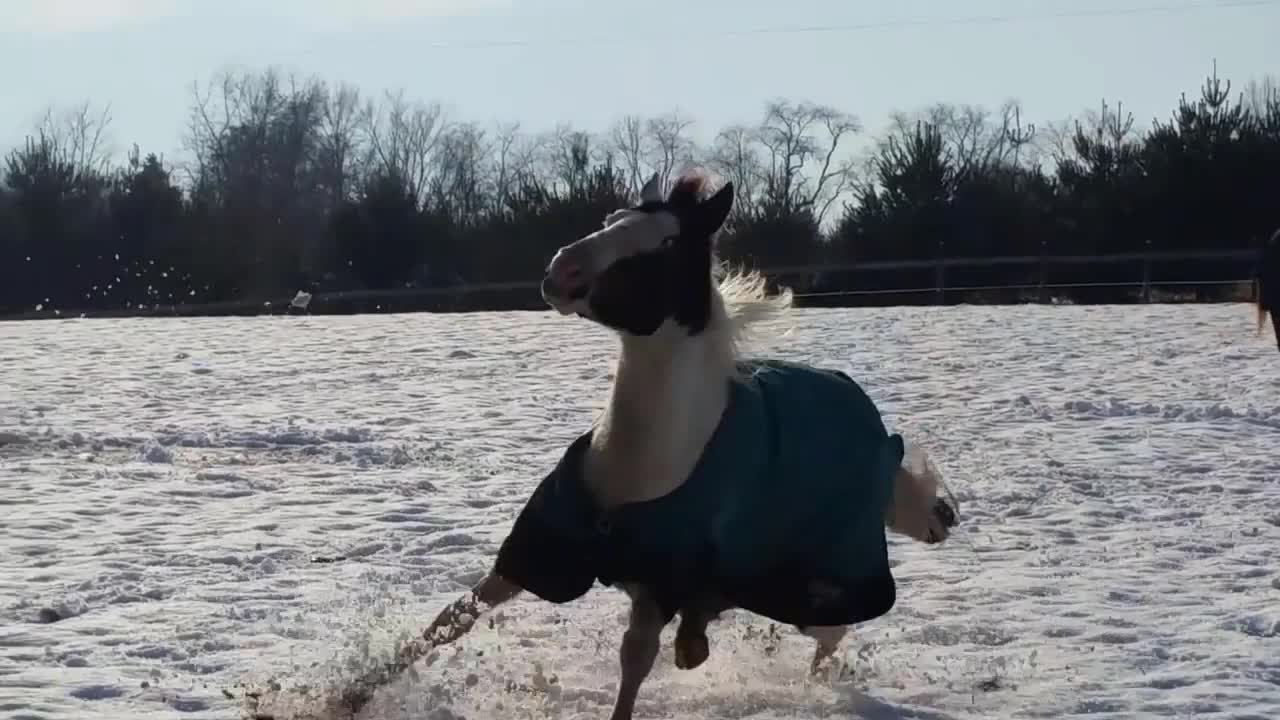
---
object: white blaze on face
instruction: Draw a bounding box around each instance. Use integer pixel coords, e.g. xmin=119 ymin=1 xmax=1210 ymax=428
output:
xmin=543 ymin=205 xmax=680 ymax=316
xmin=577 ymin=209 xmax=681 ymax=276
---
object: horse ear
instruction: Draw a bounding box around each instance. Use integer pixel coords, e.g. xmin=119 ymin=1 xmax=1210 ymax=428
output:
xmin=639 ymin=172 xmax=663 ymax=204
xmin=690 ymin=181 xmax=734 ymax=237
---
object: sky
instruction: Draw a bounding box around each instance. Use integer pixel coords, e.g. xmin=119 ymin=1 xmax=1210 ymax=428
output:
xmin=1 ymin=0 xmax=1278 ymax=164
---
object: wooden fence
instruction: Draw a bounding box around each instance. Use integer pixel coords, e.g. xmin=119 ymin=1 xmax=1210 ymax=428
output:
xmin=766 ymin=248 xmax=1262 ymax=305
xmin=1 ymin=248 xmax=1264 ymax=321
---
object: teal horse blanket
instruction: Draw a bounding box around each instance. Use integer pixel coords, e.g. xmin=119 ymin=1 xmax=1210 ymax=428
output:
xmin=494 ymin=358 xmax=905 ymax=628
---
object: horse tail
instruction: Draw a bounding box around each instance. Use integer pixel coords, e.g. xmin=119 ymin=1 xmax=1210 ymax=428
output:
xmin=1258 ymin=280 xmax=1270 ymax=336
xmin=1260 ymin=228 xmax=1279 ymax=337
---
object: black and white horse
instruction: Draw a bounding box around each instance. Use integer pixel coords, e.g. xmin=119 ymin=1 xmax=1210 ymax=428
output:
xmin=1258 ymin=229 xmax=1280 ymax=352
xmin=335 ymin=170 xmax=961 ymax=720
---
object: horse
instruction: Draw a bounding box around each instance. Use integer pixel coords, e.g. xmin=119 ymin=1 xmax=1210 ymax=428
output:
xmin=327 ymin=169 xmax=960 ymax=720
xmin=1257 ymin=228 xmax=1279 ymax=352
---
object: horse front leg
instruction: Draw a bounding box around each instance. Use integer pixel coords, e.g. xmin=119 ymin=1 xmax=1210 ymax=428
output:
xmin=418 ymin=571 xmax=523 ymax=648
xmin=799 ymin=624 xmax=848 ymax=675
xmin=334 ymin=571 xmax=523 ymax=715
xmin=390 ymin=572 xmax=522 ymax=674
xmin=609 ymin=584 xmax=668 ymax=720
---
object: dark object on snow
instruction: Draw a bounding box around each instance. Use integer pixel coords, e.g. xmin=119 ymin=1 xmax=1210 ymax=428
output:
xmin=309 ymin=555 xmax=346 ymax=564
xmin=1259 ymin=229 xmax=1280 ymax=353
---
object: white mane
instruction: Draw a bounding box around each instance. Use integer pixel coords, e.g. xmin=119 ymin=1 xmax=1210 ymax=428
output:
xmin=710 ymin=257 xmax=795 ymax=364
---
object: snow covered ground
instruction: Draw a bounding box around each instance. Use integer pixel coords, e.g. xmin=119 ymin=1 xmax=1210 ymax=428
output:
xmin=2 ymin=303 xmax=1278 ymax=720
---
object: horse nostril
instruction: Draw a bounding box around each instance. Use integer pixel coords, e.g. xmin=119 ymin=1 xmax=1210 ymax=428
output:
xmin=552 ymin=261 xmax=582 ymax=286
xmin=541 ymin=272 xmax=589 ymax=302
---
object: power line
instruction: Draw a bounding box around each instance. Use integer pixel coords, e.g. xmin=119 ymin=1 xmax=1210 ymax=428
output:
xmin=416 ymin=0 xmax=1280 ymax=50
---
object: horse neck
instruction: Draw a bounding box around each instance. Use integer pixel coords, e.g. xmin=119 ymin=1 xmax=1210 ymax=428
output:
xmin=586 ymin=296 xmax=736 ymax=507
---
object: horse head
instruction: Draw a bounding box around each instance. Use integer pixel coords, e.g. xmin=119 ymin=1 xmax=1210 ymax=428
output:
xmin=540 ymin=170 xmax=734 ymax=337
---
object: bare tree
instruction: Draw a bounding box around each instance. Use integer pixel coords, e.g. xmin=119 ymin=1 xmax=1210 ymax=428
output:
xmin=1038 ymin=116 xmax=1078 ymax=169
xmin=888 ymin=104 xmax=987 ymax=174
xmin=314 ymin=82 xmax=365 ymax=206
xmin=271 ymin=77 xmax=326 ymax=203
xmin=361 ymin=89 xmax=448 ymax=203
xmin=429 ymin=121 xmax=491 ymax=225
xmin=184 ymin=67 xmax=316 ymax=200
xmin=706 ymin=124 xmax=766 ymax=223
xmin=1242 ymin=74 xmax=1280 ymax=118
xmin=1038 ymin=100 xmax=1139 ymax=173
xmin=646 ymin=110 xmax=697 ymax=194
xmin=489 ymin=121 xmax=531 ymax=211
xmin=886 ymin=100 xmax=1040 ymax=176
xmin=1041 ymin=99 xmax=1144 ymax=190
xmin=755 ymin=99 xmax=861 ymax=225
xmin=30 ymin=101 xmax=115 ymax=180
xmin=180 ymin=67 xmax=338 ymax=291
xmin=608 ymin=114 xmax=648 ymax=197
xmin=182 ymin=74 xmax=232 ymax=192
xmin=543 ymin=123 xmax=593 ymax=196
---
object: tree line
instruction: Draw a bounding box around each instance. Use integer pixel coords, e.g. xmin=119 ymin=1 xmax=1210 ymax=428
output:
xmin=1 ymin=63 xmax=1277 ymax=317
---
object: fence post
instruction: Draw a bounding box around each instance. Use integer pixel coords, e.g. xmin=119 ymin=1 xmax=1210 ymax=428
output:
xmin=1038 ymin=241 xmax=1048 ymax=303
xmin=935 ymin=240 xmax=945 ymax=305
xmin=1141 ymin=255 xmax=1152 ymax=303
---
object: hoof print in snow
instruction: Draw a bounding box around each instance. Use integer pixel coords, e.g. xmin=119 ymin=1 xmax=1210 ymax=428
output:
xmin=36 ymin=607 xmax=63 ymax=624
xmin=977 ymin=676 xmax=1004 ymax=692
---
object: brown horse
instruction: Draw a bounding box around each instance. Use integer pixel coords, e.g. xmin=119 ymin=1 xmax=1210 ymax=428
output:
xmin=1259 ymin=228 xmax=1280 ymax=352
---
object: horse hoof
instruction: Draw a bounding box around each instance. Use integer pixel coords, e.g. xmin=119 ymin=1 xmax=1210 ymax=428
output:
xmin=922 ymin=498 xmax=958 ymax=544
xmin=674 ymin=632 xmax=710 ymax=670
xmin=933 ymin=498 xmax=957 ymax=528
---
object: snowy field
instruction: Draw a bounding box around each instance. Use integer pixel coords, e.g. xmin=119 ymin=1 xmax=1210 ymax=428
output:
xmin=2 ymin=303 xmax=1278 ymax=720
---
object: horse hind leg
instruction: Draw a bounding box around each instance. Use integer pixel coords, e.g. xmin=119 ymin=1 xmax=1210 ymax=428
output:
xmin=885 ymin=444 xmax=959 ymax=544
xmin=674 ymin=614 xmax=711 ymax=670
xmin=674 ymin=593 xmax=731 ymax=670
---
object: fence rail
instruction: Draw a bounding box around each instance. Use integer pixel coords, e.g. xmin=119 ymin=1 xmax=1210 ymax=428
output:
xmin=781 ymin=249 xmax=1261 ymax=302
xmin=795 ymin=277 xmax=1254 ymax=300
xmin=1 ymin=248 xmax=1264 ymax=321
xmin=762 ymin=248 xmax=1260 ymax=276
